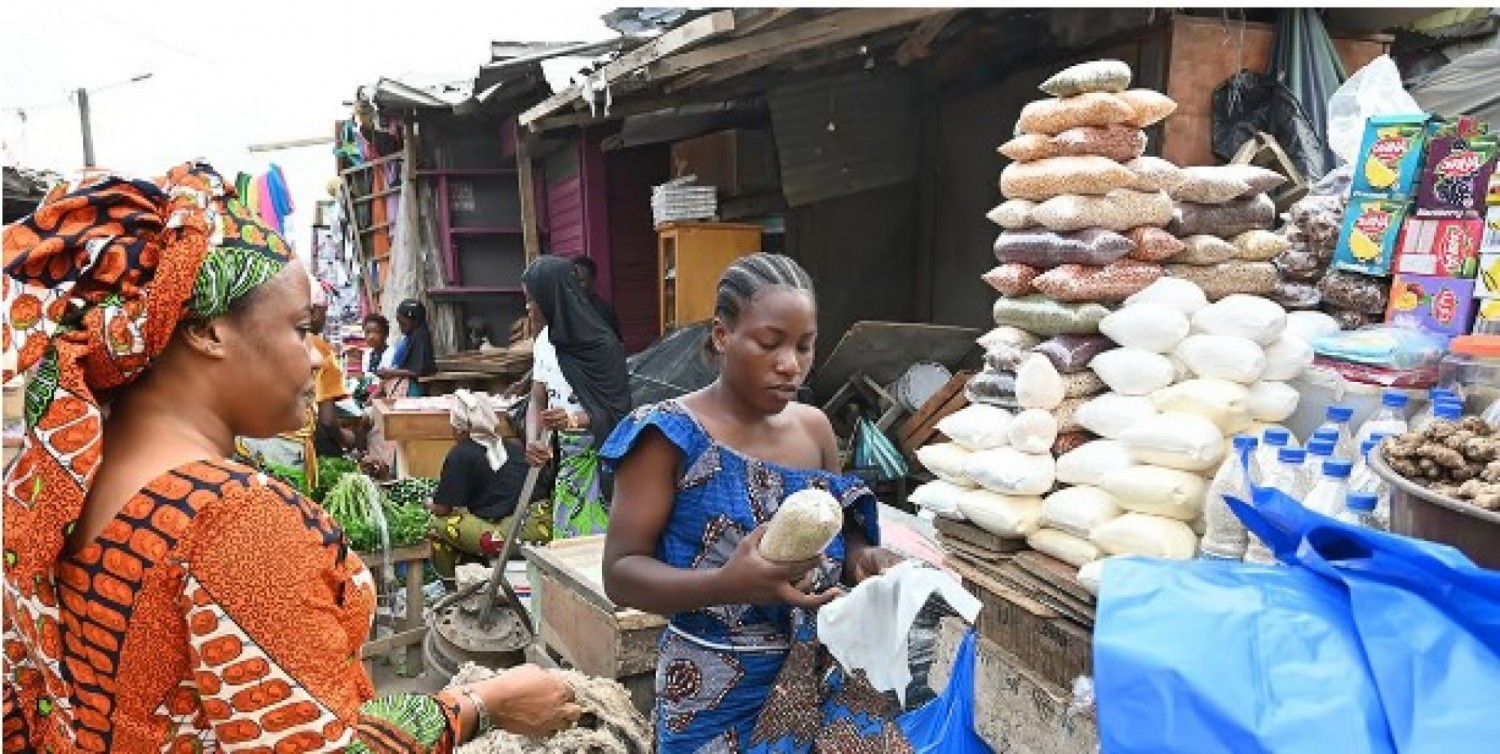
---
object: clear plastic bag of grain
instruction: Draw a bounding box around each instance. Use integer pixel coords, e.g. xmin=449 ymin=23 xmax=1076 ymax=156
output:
xmin=1175 ymin=235 xmax=1237 ymax=266
xmin=1231 ymin=229 xmax=1291 ymax=261
xmin=1124 ymin=156 xmax=1187 ymax=194
xmin=986 ymin=199 xmax=1037 ymax=229
xmin=982 ymin=263 xmax=1042 ymax=297
xmin=1016 ymin=93 xmax=1135 ymax=136
xmin=1039 ymin=59 xmax=1133 ymax=97
xmin=1052 ymin=125 xmax=1148 ymax=163
xmin=1168 ymin=194 xmax=1277 ymax=238
xmin=1318 ymin=269 xmax=1390 ymax=315
xmin=759 ymin=489 xmax=844 ymax=563
xmin=1032 ymin=189 xmax=1174 ymax=233
xmin=994 ymin=228 xmax=1133 ymax=267
xmin=1032 ymin=260 xmax=1165 ymax=302
xmin=1000 ymin=156 xmax=1135 ymax=201
xmin=997 ymin=134 xmax=1057 ymax=163
xmin=1167 ymin=261 xmax=1278 ymax=300
xmin=1127 ymin=226 xmax=1186 ymax=262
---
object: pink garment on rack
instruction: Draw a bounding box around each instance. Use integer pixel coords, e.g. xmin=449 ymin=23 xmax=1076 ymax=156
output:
xmin=255 ymin=175 xmax=281 ymax=234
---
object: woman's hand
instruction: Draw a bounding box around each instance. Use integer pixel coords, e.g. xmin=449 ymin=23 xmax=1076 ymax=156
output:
xmin=717 ymin=526 xmax=841 ymax=609
xmin=525 ymin=441 xmax=553 ymax=467
xmin=846 ymin=544 xmax=904 ymax=586
xmin=539 ymin=408 xmax=575 ymax=431
xmin=470 ymin=665 xmax=582 ymax=737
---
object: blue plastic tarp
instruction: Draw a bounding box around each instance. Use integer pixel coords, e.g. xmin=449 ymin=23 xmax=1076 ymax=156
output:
xmin=1094 ymin=487 xmax=1500 ymax=753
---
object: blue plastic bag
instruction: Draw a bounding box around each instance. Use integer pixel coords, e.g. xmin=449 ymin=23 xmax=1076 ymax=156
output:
xmin=897 ymin=629 xmax=992 ymax=753
xmin=1094 ymin=487 xmax=1500 ymax=754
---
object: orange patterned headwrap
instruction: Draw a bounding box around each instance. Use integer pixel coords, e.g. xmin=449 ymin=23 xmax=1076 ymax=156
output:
xmin=2 ymin=161 xmax=292 ymax=590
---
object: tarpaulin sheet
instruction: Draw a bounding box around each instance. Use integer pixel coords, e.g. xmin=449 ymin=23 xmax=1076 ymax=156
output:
xmin=1094 ymin=487 xmax=1500 ymax=753
xmin=1409 ymin=48 xmax=1500 ymax=127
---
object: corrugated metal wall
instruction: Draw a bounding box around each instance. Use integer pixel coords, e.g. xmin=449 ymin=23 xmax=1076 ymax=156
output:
xmin=769 ymin=69 xmax=920 ymax=207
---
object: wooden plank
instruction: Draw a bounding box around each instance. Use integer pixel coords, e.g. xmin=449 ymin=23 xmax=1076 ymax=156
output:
xmin=339 ymin=151 xmax=404 ymax=178
xmin=360 ymin=626 xmax=426 ymax=658
xmin=535 ymin=569 xmax=663 ymax=678
xmin=933 ymin=517 xmax=1027 ymax=554
xmin=351 ymin=185 xmax=402 ymax=205
xmin=647 ymin=8 xmax=944 ymax=81
xmin=730 ymin=8 xmax=796 ymax=38
xmin=945 ymin=540 xmax=1016 ymax=565
xmin=898 ymin=370 xmax=973 ymax=457
xmin=520 ymin=10 xmax=739 ymax=128
xmin=355 ymin=541 xmax=432 ymax=564
xmin=1014 ymin=551 xmax=1096 ymax=607
xmin=895 ymin=10 xmax=960 ymax=65
xmin=517 ymin=134 xmax=541 ymax=263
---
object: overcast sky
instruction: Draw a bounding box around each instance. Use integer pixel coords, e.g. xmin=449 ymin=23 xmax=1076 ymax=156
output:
xmin=0 ymin=0 xmax=616 ymax=256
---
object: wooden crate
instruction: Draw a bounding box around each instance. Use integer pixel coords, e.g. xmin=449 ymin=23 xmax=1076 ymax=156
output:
xmin=898 ymin=370 xmax=974 ymax=460
xmin=949 ymin=556 xmax=1093 ymax=691
xmin=358 ymin=541 xmax=432 ymax=678
xmin=523 ymin=537 xmax=667 ymax=717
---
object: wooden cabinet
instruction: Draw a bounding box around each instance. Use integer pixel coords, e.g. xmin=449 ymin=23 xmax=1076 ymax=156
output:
xmin=658 ymin=222 xmax=762 ymax=333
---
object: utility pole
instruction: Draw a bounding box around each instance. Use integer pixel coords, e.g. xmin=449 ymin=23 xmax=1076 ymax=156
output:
xmin=76 ymin=88 xmax=94 ymax=167
xmin=73 ymin=73 xmax=153 ymax=168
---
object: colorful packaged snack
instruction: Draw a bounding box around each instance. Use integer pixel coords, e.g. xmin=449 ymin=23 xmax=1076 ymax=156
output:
xmin=1351 ymin=115 xmax=1430 ymax=200
xmin=1386 ymin=273 xmax=1478 ymax=341
xmin=1333 ymin=197 xmax=1409 ymax=277
xmin=1415 ymin=118 xmax=1498 ymax=216
xmin=1393 ymin=216 xmax=1483 ymax=278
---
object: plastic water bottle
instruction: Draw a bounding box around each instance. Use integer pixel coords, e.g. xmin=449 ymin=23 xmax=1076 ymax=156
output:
xmin=1314 ymin=405 xmax=1357 ymax=461
xmin=1269 ymin=447 xmax=1315 ymax=502
xmin=1244 ymin=446 xmax=1311 ymax=566
xmin=1304 ymin=459 xmax=1354 ymax=517
xmin=1256 ymin=428 xmax=1294 ymax=480
xmin=1306 ymin=438 xmax=1337 ymax=467
xmin=1432 ymin=400 xmax=1465 ymax=422
xmin=1200 ymin=436 xmax=1259 ymax=561
xmin=1350 ymin=435 xmax=1394 ymax=524
xmin=1355 ymin=391 xmax=1410 ymax=448
xmin=1337 ymin=491 xmax=1387 ymax=531
xmin=1411 ymin=389 xmax=1458 ymax=432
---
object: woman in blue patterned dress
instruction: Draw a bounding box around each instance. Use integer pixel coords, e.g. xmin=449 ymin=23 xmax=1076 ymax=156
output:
xmin=601 ymin=254 xmax=910 ymax=753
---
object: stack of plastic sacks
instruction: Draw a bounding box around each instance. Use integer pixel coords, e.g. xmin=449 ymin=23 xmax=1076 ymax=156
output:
xmin=1162 ymin=164 xmax=1289 ymax=300
xmin=1045 ymin=278 xmax=1314 ymax=586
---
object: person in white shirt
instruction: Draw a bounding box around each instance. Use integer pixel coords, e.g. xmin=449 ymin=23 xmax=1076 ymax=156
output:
xmin=521 ymin=256 xmax=631 ymax=539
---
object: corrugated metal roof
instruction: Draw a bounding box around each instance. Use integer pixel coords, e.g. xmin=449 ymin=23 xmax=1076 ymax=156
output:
xmin=768 ymin=69 xmax=919 ymax=207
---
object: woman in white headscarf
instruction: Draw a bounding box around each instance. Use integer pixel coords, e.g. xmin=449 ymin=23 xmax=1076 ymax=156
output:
xmin=427 ymin=389 xmax=532 ymax=586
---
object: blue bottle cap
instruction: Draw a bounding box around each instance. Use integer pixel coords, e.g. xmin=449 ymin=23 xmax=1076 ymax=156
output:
xmin=1232 ymin=435 xmax=1259 ymax=451
xmin=1327 ymin=405 xmax=1355 ymax=422
xmin=1346 ymin=492 xmax=1378 ymax=512
xmin=1264 ymin=428 xmax=1291 ymax=446
xmin=1278 ymin=447 xmax=1306 ymax=464
xmin=1382 ymin=391 xmax=1409 ymax=408
xmin=1434 ymin=402 xmax=1464 ymax=420
xmin=1307 ymin=440 xmax=1336 ymax=457
xmin=1312 ymin=428 xmax=1340 ymax=442
xmin=1323 ymin=460 xmax=1353 ymax=478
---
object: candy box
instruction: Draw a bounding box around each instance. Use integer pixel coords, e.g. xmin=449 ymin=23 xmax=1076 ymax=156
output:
xmin=1351 ymin=114 xmax=1431 ymax=200
xmin=1477 ymin=254 xmax=1500 ymax=299
xmin=1473 ymin=299 xmax=1500 ymax=335
xmin=1415 ymin=119 xmax=1498 ymax=216
xmin=1386 ymin=274 xmax=1477 ymax=340
xmin=1394 ymin=216 xmax=1483 ymax=278
xmin=1483 ymin=203 xmax=1500 ymax=255
xmin=1334 ymin=198 xmax=1410 ymax=277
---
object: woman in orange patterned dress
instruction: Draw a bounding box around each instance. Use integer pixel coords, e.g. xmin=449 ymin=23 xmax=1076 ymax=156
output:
xmin=1 ymin=162 xmax=581 ymax=753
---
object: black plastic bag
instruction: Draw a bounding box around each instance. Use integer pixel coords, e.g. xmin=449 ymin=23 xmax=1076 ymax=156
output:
xmin=1211 ymin=69 xmax=1333 ymax=181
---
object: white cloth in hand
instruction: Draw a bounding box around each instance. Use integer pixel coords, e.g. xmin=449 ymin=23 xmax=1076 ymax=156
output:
xmin=816 ymin=559 xmax=981 ymax=705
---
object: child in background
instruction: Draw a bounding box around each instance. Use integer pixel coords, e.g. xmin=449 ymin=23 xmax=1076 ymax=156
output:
xmin=601 ymin=253 xmax=906 ymax=753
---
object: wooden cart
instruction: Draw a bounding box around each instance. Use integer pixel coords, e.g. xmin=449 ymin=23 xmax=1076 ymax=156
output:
xmin=522 ymin=536 xmax=666 ymax=717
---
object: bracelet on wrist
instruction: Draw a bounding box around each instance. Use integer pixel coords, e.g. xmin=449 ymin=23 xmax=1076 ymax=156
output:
xmin=457 ymin=686 xmax=492 ymax=737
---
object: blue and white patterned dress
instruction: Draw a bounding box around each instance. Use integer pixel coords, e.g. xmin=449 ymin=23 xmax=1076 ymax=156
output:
xmin=601 ymin=400 xmax=915 ymax=754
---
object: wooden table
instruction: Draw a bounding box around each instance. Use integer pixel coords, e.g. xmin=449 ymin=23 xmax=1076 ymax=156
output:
xmin=522 ymin=536 xmax=667 ymax=717
xmin=372 ymin=399 xmax=518 ymax=478
xmin=358 ymin=541 xmax=432 ymax=677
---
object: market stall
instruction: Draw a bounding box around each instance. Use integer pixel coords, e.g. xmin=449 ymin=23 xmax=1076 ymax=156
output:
xmin=903 ymin=53 xmax=1500 ymax=751
xmin=373 ymin=395 xmax=521 ymax=478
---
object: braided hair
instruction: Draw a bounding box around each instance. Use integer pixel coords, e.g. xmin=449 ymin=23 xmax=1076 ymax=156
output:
xmin=715 ymin=253 xmax=815 ymax=323
xmin=708 ymin=253 xmax=815 ymax=356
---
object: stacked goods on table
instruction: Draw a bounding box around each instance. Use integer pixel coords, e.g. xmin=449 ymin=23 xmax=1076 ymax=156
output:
xmin=918 ymin=61 xmax=1177 ymax=542
xmin=1274 ymin=183 xmax=1357 ymax=320
xmin=1056 ymin=282 xmax=1312 ymax=574
xmin=1334 ymin=115 xmax=1496 ymax=343
xmin=1164 ymin=165 xmax=1288 ymax=301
